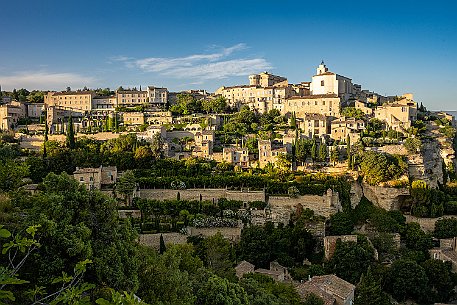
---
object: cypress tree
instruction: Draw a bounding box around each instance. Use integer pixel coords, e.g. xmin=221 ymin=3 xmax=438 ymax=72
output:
xmin=43 ymin=122 xmax=48 ymax=159
xmin=66 ymin=115 xmax=75 ymax=149
xmin=159 ymin=234 xmax=166 ymax=254
xmin=347 ymin=134 xmax=352 ymax=169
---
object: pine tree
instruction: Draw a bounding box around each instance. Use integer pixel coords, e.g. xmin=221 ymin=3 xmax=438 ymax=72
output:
xmin=354 ymin=268 xmax=391 ymax=305
xmin=159 ymin=234 xmax=166 ymax=254
xmin=66 ymin=115 xmax=75 ymax=149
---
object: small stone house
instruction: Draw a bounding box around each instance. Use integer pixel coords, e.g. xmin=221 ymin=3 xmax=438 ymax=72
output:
xmin=73 ymin=166 xmax=117 ymax=190
xmin=235 ymin=261 xmax=290 ymax=282
xmin=430 ymin=237 xmax=457 ymax=272
xmin=295 ymin=274 xmax=355 ymax=305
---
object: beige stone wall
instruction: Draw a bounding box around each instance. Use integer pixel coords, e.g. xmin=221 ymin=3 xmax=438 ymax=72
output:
xmin=269 ymin=190 xmax=340 ymax=218
xmin=283 ymin=96 xmax=340 ymax=118
xmin=188 ymin=226 xmax=242 ymax=242
xmin=405 ymin=215 xmax=457 ymax=233
xmin=361 ymin=182 xmax=409 ymax=210
xmin=139 ymin=233 xmax=188 ymax=250
xmin=138 ymin=188 xmax=265 ymax=203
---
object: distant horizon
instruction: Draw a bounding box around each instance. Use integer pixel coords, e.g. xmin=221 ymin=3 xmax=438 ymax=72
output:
xmin=1 ymin=0 xmax=456 ymax=109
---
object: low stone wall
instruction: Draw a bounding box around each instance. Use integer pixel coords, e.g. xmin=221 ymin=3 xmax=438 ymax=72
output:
xmin=139 ymin=188 xmax=265 ymax=203
xmin=405 ymin=215 xmax=457 ymax=233
xmin=361 ymin=182 xmax=409 ymax=210
xmin=187 ymin=226 xmax=242 ymax=242
xmin=118 ymin=209 xmax=141 ymax=219
xmin=268 ymin=189 xmax=340 ymax=218
xmin=139 ymin=233 xmax=188 ymax=250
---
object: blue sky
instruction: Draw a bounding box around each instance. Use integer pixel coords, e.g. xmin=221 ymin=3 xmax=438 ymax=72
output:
xmin=0 ymin=0 xmax=456 ymax=110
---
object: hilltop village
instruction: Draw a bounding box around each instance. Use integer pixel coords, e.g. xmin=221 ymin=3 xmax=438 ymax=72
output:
xmin=1 ymin=63 xmax=457 ymax=305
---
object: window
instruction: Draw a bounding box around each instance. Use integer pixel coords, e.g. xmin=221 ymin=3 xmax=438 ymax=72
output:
xmin=321 ymin=80 xmax=325 ymax=86
xmin=79 ymin=177 xmax=84 ymax=182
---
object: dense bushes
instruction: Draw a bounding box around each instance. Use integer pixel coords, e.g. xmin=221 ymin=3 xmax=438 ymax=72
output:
xmin=358 ymin=151 xmax=407 ymax=185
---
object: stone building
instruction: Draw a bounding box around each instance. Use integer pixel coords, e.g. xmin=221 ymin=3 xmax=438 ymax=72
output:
xmin=283 ymin=95 xmax=341 ymax=118
xmin=147 ymin=86 xmax=168 ymax=108
xmin=116 ymin=89 xmax=148 ymax=108
xmin=223 ymin=146 xmax=249 ymax=168
xmin=299 ymin=113 xmax=331 ymax=138
xmin=73 ymin=166 xmax=117 ymax=190
xmin=295 ymin=274 xmax=355 ymax=305
xmin=0 ymin=101 xmax=26 ymax=130
xmin=354 ymin=100 xmax=373 ymax=116
xmin=122 ymin=112 xmax=145 ymax=126
xmin=430 ymin=237 xmax=457 ymax=272
xmin=235 ymin=261 xmax=290 ymax=282
xmin=330 ymin=117 xmax=365 ymax=142
xmin=323 ymin=235 xmax=358 ymax=260
xmin=374 ymin=94 xmax=417 ymax=132
xmin=92 ymin=96 xmax=117 ymax=112
xmin=44 ymin=91 xmax=95 ymax=112
xmin=215 ymin=72 xmax=298 ymax=112
xmin=310 ymin=61 xmax=354 ymax=105
xmin=258 ymin=140 xmax=287 ymax=168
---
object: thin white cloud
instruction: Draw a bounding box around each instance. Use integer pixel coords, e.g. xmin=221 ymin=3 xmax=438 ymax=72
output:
xmin=112 ymin=43 xmax=271 ymax=80
xmin=0 ymin=71 xmax=96 ymax=91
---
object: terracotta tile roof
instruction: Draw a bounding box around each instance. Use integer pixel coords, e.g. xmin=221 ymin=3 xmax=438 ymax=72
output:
xmin=311 ymin=275 xmax=355 ymax=301
xmin=295 ymin=281 xmax=335 ymax=305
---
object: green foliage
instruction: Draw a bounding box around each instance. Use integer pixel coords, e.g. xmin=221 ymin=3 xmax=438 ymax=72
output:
xmin=421 ymin=259 xmax=456 ymax=303
xmin=169 ymin=94 xmax=202 ymax=115
xmin=402 ymin=222 xmax=433 ymax=252
xmin=15 ymin=172 xmax=140 ymax=293
xmin=238 ymin=221 xmax=316 ymax=268
xmin=202 ymin=96 xmax=227 ymax=114
xmin=403 ymin=137 xmax=422 ymax=153
xmin=359 ymin=151 xmax=407 ymax=185
xmin=341 ymin=107 xmax=365 ymax=120
xmin=354 ymin=267 xmax=391 ymax=305
xmin=0 ymin=159 xmax=29 ymax=191
xmin=241 ymin=273 xmax=305 ymax=305
xmin=66 ymin=115 xmax=75 ymax=149
xmin=196 ymin=275 xmax=249 ymax=305
xmin=326 ymin=237 xmax=375 ymax=284
xmin=386 ymin=259 xmax=429 ymax=302
xmin=328 ymin=212 xmax=353 ymax=235
xmin=434 ymin=218 xmax=457 ymax=239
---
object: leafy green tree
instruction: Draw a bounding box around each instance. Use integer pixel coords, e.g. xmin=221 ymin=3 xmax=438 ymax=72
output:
xmin=403 ymin=222 xmax=432 ymax=252
xmin=386 ymin=259 xmax=429 ymax=302
xmin=359 ymin=151 xmax=407 ymax=185
xmin=203 ymin=232 xmax=235 ymax=278
xmin=116 ymin=170 xmax=137 ymax=205
xmin=434 ymin=218 xmax=457 ymax=239
xmin=354 ymin=267 xmax=391 ymax=305
xmin=421 ymin=259 xmax=456 ymax=303
xmin=196 ymin=275 xmax=249 ymax=305
xmin=0 ymin=159 xmax=29 ymax=191
xmin=328 ymin=212 xmax=353 ymax=235
xmin=403 ymin=137 xmax=422 ymax=153
xmin=327 ymin=238 xmax=374 ymax=284
xmin=16 ymin=173 xmax=139 ymax=293
xmin=341 ymin=107 xmax=365 ymax=120
xmin=330 ymin=145 xmax=339 ymax=165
